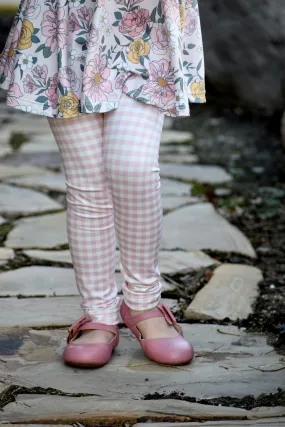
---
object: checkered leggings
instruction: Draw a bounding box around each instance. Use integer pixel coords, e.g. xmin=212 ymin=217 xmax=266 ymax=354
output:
xmin=48 ymin=93 xmax=165 ymax=324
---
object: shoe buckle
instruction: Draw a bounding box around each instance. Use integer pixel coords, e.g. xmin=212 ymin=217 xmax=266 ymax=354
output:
xmin=159 ymin=303 xmax=177 ymax=325
xmin=67 ymin=315 xmax=88 ymax=343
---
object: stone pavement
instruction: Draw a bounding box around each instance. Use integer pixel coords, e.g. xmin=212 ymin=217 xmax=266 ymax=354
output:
xmin=0 ymin=106 xmax=284 ymax=425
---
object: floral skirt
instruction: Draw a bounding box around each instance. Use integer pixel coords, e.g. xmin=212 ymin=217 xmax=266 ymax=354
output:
xmin=0 ymin=0 xmax=206 ymax=118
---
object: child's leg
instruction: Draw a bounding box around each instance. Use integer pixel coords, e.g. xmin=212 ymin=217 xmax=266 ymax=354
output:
xmin=103 ymin=94 xmax=165 ymax=312
xmin=47 ymin=113 xmax=120 ymax=327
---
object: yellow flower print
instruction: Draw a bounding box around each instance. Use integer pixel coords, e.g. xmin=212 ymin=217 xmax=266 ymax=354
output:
xmin=191 ymin=80 xmax=206 ymax=102
xmin=59 ymin=92 xmax=79 ymax=119
xmin=179 ymin=4 xmax=185 ymax=29
xmin=18 ymin=20 xmax=35 ymax=50
xmin=127 ymin=38 xmax=150 ymax=64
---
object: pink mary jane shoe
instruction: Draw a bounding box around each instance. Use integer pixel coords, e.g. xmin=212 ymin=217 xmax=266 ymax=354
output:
xmin=120 ymin=300 xmax=194 ymax=365
xmin=63 ymin=316 xmax=119 ymax=368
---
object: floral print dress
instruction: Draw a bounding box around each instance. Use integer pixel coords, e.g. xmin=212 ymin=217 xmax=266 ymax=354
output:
xmin=0 ymin=0 xmax=206 ymax=118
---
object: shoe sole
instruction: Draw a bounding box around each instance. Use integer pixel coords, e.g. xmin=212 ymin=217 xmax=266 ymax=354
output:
xmin=64 ymin=361 xmax=107 ymax=368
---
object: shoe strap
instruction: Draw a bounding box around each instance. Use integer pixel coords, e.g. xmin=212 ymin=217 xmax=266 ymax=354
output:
xmin=67 ymin=316 xmax=118 ymax=343
xmin=125 ymin=303 xmax=178 ymax=327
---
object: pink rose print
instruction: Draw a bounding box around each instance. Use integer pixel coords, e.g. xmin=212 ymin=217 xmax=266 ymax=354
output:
xmin=86 ymin=24 xmax=99 ymax=49
xmin=69 ymin=13 xmax=81 ymax=32
xmin=83 ymin=55 xmax=112 ymax=102
xmin=32 ymin=65 xmax=48 ymax=83
xmin=7 ymin=83 xmax=22 ymax=107
xmin=161 ymin=0 xmax=179 ymax=20
xmin=78 ymin=6 xmax=93 ymax=23
xmin=185 ymin=7 xmax=198 ymax=36
xmin=21 ymin=0 xmax=40 ymax=19
xmin=98 ymin=0 xmax=105 ymax=7
xmin=23 ymin=74 xmax=39 ymax=93
xmin=41 ymin=7 xmax=68 ymax=52
xmin=46 ymin=73 xmax=59 ymax=109
xmin=0 ymin=23 xmax=19 ymax=77
xmin=151 ymin=25 xmax=168 ymax=54
xmin=142 ymin=59 xmax=175 ymax=106
xmin=119 ymin=8 xmax=150 ymax=37
xmin=59 ymin=67 xmax=79 ymax=91
xmin=115 ymin=74 xmax=128 ymax=92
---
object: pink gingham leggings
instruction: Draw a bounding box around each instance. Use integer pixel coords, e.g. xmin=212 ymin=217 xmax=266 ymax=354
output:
xmin=48 ymin=93 xmax=165 ymax=325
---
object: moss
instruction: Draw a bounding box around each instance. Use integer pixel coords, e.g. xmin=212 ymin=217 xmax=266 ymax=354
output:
xmin=0 ymin=222 xmax=13 ymax=246
xmin=9 ymin=132 xmax=30 ymax=152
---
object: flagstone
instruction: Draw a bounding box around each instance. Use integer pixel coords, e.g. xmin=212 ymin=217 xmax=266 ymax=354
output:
xmin=160 ymin=178 xmax=192 ymax=196
xmin=161 ymin=130 xmax=194 ymax=144
xmin=0 ymin=165 xmax=47 ymax=180
xmin=160 ymin=164 xmax=233 ymax=184
xmin=0 ymin=216 xmax=6 ymax=225
xmin=134 ymin=419 xmax=285 ymax=426
xmin=159 ymin=144 xmax=195 ymax=154
xmin=23 ymin=249 xmax=72 ymax=264
xmin=161 ymin=203 xmax=256 ymax=258
xmin=5 ymin=172 xmax=66 ymax=192
xmin=5 ymin=211 xmax=67 ymax=249
xmin=160 ymin=154 xmax=199 ymax=164
xmin=0 ymin=184 xmax=63 ymax=216
xmin=163 ymin=196 xmax=200 ymax=211
xmin=185 ymin=264 xmax=262 ymax=321
xmin=0 ymin=248 xmax=15 ymax=266
xmin=0 ymin=297 xmax=178 ymax=328
xmin=158 ymin=250 xmax=218 ymax=274
xmin=0 ymin=324 xmax=282 ymax=400
xmin=20 ymin=135 xmax=57 ymax=153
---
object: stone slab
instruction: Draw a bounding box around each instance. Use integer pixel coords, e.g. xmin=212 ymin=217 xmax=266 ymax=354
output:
xmin=5 ymin=172 xmax=66 ymax=192
xmin=163 ymin=196 xmax=200 ymax=211
xmin=0 ymin=297 xmax=178 ymax=328
xmin=161 ymin=130 xmax=194 ymax=144
xmin=160 ymin=164 xmax=233 ymax=184
xmin=0 ymin=247 xmax=15 ymax=266
xmin=5 ymin=211 xmax=68 ymax=249
xmin=0 ymin=184 xmax=63 ymax=216
xmin=0 ymin=266 xmax=122 ymax=297
xmin=160 ymin=178 xmax=192 ymax=196
xmin=0 ymin=216 xmax=6 ymax=225
xmin=0 ymin=324 xmax=283 ymax=400
xmin=185 ymin=264 xmax=262 ymax=321
xmin=161 ymin=203 xmax=256 ymax=258
xmin=22 ymin=249 xmax=217 ymax=275
xmin=159 ymin=144 xmax=195 ymax=154
xmin=160 ymin=154 xmax=199 ymax=164
xmin=0 ymin=165 xmax=48 ymax=180
xmin=20 ymin=135 xmax=57 ymax=153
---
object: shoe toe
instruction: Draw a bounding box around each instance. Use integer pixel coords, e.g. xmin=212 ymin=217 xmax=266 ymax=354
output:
xmin=63 ymin=343 xmax=112 ymax=367
xmin=142 ymin=336 xmax=194 ymax=365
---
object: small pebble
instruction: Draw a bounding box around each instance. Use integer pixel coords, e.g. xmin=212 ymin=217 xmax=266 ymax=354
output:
xmin=269 ymin=284 xmax=276 ymax=289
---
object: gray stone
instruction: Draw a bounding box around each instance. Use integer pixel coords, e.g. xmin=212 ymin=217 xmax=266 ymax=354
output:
xmin=161 ymin=203 xmax=256 ymax=258
xmin=159 ymin=144 xmax=195 ymax=154
xmin=160 ymin=178 xmax=192 ymax=196
xmin=185 ymin=264 xmax=262 ymax=321
xmin=0 ymin=165 xmax=47 ymax=180
xmin=160 ymin=154 xmax=199 ymax=164
xmin=162 ymin=116 xmax=174 ymax=130
xmin=0 ymin=297 xmax=177 ymax=328
xmin=0 ymin=216 xmax=6 ymax=225
xmin=23 ymin=249 xmax=72 ymax=264
xmin=158 ymin=250 xmax=218 ymax=274
xmin=160 ymin=164 xmax=232 ymax=184
xmin=0 ymin=128 xmax=11 ymax=157
xmin=134 ymin=419 xmax=285 ymax=426
xmin=5 ymin=211 xmax=68 ymax=249
xmin=0 ymin=184 xmax=63 ymax=216
xmin=0 ymin=247 xmax=15 ymax=266
xmin=5 ymin=172 xmax=66 ymax=192
xmin=198 ymin=0 xmax=285 ymax=114
xmin=163 ymin=196 xmax=200 ymax=212
xmin=0 ymin=324 xmax=283 ymax=400
xmin=161 ymin=130 xmax=194 ymax=144
xmin=20 ymin=134 xmax=57 ymax=153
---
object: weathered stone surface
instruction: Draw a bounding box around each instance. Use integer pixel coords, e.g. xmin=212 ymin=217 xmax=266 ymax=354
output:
xmin=161 ymin=130 xmax=194 ymax=144
xmin=161 ymin=203 xmax=256 ymax=258
xmin=160 ymin=154 xmax=199 ymax=164
xmin=198 ymin=0 xmax=285 ymax=114
xmin=160 ymin=164 xmax=232 ymax=184
xmin=0 ymin=324 xmax=283 ymax=400
xmin=0 ymin=128 xmax=11 ymax=157
xmin=185 ymin=264 xmax=263 ymax=321
xmin=159 ymin=250 xmax=218 ymax=274
xmin=163 ymin=196 xmax=199 ymax=211
xmin=0 ymin=165 xmax=47 ymax=180
xmin=0 ymin=184 xmax=63 ymax=216
xmin=0 ymin=297 xmax=177 ymax=328
xmin=0 ymin=215 xmax=6 ymax=225
xmin=5 ymin=172 xmax=66 ymax=192
xmin=2 ymin=151 xmax=62 ymax=170
xmin=20 ymin=134 xmax=57 ymax=153
xmin=5 ymin=211 xmax=68 ymax=249
xmin=159 ymin=144 xmax=194 ymax=154
xmin=23 ymin=249 xmax=72 ymax=264
xmin=0 ymin=247 xmax=14 ymax=266
xmin=160 ymin=178 xmax=192 ymax=196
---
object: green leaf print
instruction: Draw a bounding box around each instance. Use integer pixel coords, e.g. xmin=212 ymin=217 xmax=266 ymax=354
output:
xmin=197 ymin=59 xmax=202 ymax=71
xmin=58 ymin=50 xmax=62 ymax=69
xmin=43 ymin=47 xmax=52 ymax=58
xmin=75 ymin=37 xmax=87 ymax=45
xmin=33 ymin=28 xmax=40 ymax=34
xmin=114 ymin=11 xmax=122 ymax=19
xmin=150 ymin=7 xmax=157 ymax=22
xmin=121 ymin=51 xmax=126 ymax=61
xmin=85 ymin=97 xmax=93 ymax=112
xmin=133 ymin=86 xmax=143 ymax=98
xmin=113 ymin=21 xmax=120 ymax=27
xmin=58 ymin=82 xmax=65 ymax=96
xmin=136 ymin=97 xmax=148 ymax=103
xmin=114 ymin=35 xmax=120 ymax=45
xmin=35 ymin=96 xmax=48 ymax=103
xmin=157 ymin=1 xmax=162 ymax=17
xmin=187 ymin=44 xmax=195 ymax=49
xmin=183 ymin=50 xmax=188 ymax=55
xmin=35 ymin=44 xmax=45 ymax=53
xmin=31 ymin=35 xmax=40 ymax=43
xmin=43 ymin=103 xmax=49 ymax=111
xmin=94 ymin=103 xmax=102 ymax=112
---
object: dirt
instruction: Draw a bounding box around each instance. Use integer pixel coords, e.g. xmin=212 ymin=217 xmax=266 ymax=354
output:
xmin=173 ymin=103 xmax=285 ymax=350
